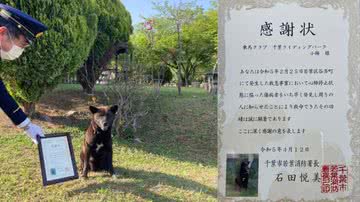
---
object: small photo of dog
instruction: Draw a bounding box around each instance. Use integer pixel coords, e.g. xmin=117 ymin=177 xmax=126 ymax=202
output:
xmin=79 ymin=105 xmax=118 ymax=179
xmin=235 ymin=160 xmax=250 ymax=189
xmin=226 ymin=153 xmax=259 ymax=197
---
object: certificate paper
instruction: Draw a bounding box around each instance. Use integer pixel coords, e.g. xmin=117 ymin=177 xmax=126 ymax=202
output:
xmin=37 ymin=133 xmax=78 ymax=186
xmin=218 ymin=0 xmax=360 ymax=201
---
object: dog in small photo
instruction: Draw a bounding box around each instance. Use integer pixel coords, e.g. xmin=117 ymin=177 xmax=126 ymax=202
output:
xmin=79 ymin=105 xmax=118 ymax=179
xmin=226 ymin=153 xmax=259 ymax=197
xmin=235 ymin=160 xmax=250 ymax=189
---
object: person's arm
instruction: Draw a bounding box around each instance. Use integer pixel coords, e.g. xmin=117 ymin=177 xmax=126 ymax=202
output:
xmin=0 ymin=79 xmax=44 ymax=144
xmin=0 ymin=79 xmax=28 ymax=125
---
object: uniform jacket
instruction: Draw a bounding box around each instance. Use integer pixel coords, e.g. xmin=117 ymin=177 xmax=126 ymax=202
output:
xmin=0 ymin=79 xmax=27 ymax=125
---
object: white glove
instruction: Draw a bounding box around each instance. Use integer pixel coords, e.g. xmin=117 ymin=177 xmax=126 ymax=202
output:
xmin=23 ymin=122 xmax=45 ymax=144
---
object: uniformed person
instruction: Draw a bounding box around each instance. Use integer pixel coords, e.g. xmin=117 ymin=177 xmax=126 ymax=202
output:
xmin=0 ymin=4 xmax=48 ymax=144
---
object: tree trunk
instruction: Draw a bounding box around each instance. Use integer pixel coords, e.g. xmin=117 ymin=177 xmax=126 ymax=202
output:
xmin=23 ymin=102 xmax=36 ymax=118
xmin=177 ymin=68 xmax=182 ymax=95
xmin=176 ymin=23 xmax=182 ymax=95
xmin=185 ymin=77 xmax=189 ymax=87
xmin=77 ymin=62 xmax=95 ymax=94
xmin=77 ymin=42 xmax=128 ymax=94
xmin=81 ymin=83 xmax=94 ymax=94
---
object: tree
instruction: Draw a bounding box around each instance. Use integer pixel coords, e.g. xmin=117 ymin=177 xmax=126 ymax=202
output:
xmin=181 ymin=7 xmax=217 ymax=85
xmin=152 ymin=0 xmax=200 ymax=95
xmin=76 ymin=0 xmax=132 ymax=94
xmin=130 ymin=19 xmax=173 ymax=84
xmin=0 ymin=0 xmax=98 ymax=115
xmin=131 ymin=2 xmax=218 ymax=88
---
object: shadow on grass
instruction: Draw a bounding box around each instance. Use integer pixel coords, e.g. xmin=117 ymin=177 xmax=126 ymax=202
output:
xmin=68 ymin=167 xmax=216 ymax=201
xmin=39 ymin=88 xmax=111 ymax=112
xmin=38 ymin=115 xmax=90 ymax=131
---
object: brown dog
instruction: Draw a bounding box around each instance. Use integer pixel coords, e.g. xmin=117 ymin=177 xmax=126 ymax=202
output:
xmin=80 ymin=105 xmax=118 ymax=179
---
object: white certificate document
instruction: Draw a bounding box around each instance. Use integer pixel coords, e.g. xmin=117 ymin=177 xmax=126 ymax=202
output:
xmin=41 ymin=136 xmax=74 ymax=181
xmin=38 ymin=134 xmax=78 ymax=185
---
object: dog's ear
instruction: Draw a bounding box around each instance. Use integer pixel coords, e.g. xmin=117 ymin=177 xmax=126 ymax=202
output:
xmin=110 ymin=105 xmax=118 ymax=114
xmin=89 ymin=106 xmax=99 ymax=114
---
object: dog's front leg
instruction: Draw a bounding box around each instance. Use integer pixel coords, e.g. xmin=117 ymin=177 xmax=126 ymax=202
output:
xmin=108 ymin=150 xmax=115 ymax=176
xmin=108 ymin=149 xmax=115 ymax=176
xmin=79 ymin=152 xmax=84 ymax=174
xmin=82 ymin=147 xmax=91 ymax=179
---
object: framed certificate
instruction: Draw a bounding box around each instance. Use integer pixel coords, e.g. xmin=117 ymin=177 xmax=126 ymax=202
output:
xmin=37 ymin=133 xmax=79 ymax=186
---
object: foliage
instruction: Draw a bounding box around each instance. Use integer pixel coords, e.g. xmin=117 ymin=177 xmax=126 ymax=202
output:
xmin=130 ymin=1 xmax=217 ymax=86
xmin=77 ymin=0 xmax=132 ymax=94
xmin=182 ymin=8 xmax=218 ymax=82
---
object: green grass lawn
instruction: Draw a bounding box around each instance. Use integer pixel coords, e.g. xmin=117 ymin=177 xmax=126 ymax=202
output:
xmin=225 ymin=180 xmax=258 ymax=197
xmin=0 ymin=85 xmax=217 ymax=201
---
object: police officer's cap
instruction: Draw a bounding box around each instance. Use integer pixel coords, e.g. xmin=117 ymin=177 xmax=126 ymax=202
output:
xmin=0 ymin=4 xmax=47 ymax=43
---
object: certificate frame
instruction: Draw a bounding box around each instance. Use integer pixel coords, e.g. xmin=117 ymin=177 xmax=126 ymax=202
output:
xmin=37 ymin=133 xmax=79 ymax=186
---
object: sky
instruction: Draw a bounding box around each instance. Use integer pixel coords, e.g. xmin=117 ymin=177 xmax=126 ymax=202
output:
xmin=121 ymin=0 xmax=213 ymax=26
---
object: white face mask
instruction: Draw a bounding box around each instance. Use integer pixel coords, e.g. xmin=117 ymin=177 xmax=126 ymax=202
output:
xmin=1 ymin=44 xmax=24 ymax=60
xmin=0 ymin=33 xmax=25 ymax=61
